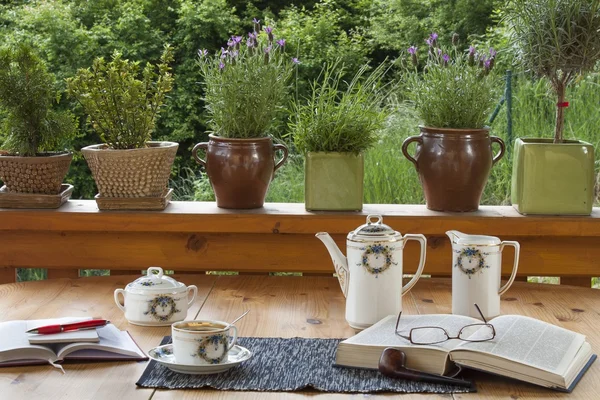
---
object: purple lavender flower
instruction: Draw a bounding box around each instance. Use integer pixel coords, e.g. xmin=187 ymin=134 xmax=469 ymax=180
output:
xmin=443 ymin=54 xmax=450 ymax=63
xmin=291 ymin=57 xmax=300 ymax=64
xmin=227 ymin=39 xmax=235 ymax=48
xmin=198 ymin=49 xmax=208 ymax=57
xmin=252 ymin=18 xmax=260 ymax=24
xmin=276 ymin=38 xmax=286 ymax=47
xmin=232 ymin=36 xmax=243 ymax=45
xmin=220 ymin=47 xmax=228 ymax=59
xmin=425 ymin=38 xmax=433 ymax=46
xmin=246 ymin=38 xmax=254 ymax=48
xmin=489 ymin=47 xmax=497 ymax=58
xmin=252 ymin=18 xmax=260 ymax=32
xmin=264 ymin=26 xmax=274 ymax=42
xmin=408 ymin=46 xmax=418 ymax=66
xmin=219 ymin=62 xmax=225 ymax=70
xmin=230 ymin=50 xmax=239 ymax=58
xmin=468 ymin=45 xmax=476 ymax=66
xmin=437 ymin=48 xmax=442 ymax=56
xmin=264 ymin=45 xmax=272 ymax=54
xmin=429 ymin=32 xmax=438 ymax=47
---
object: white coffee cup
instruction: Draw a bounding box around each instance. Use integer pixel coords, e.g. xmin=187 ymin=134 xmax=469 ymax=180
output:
xmin=171 ymin=320 xmax=238 ymax=365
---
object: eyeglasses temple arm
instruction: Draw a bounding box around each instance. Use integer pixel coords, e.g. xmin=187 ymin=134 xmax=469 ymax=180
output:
xmin=474 ymin=303 xmax=487 ymax=323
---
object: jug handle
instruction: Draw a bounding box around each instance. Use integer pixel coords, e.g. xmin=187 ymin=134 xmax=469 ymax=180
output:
xmin=401 ymin=136 xmax=422 ymax=170
xmin=401 ymin=234 xmax=427 ymax=295
xmin=498 ymin=241 xmax=520 ymax=295
xmin=192 ymin=142 xmax=208 ymax=167
xmin=491 ymin=136 xmax=506 ymax=165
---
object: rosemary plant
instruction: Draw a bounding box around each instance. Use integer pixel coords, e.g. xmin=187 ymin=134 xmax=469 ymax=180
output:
xmin=67 ymin=45 xmax=174 ymax=150
xmin=197 ymin=20 xmax=295 ymax=139
xmin=0 ymin=43 xmax=77 ymax=157
xmin=290 ymin=60 xmax=393 ymax=154
xmin=404 ymin=34 xmax=500 ymax=130
xmin=507 ymin=0 xmax=600 ymax=143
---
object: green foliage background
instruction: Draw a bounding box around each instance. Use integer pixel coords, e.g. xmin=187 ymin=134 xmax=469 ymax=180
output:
xmin=0 ymin=0 xmax=500 ymax=198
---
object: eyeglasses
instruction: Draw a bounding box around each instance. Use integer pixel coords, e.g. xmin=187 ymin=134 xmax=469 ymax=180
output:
xmin=395 ymin=304 xmax=496 ymax=345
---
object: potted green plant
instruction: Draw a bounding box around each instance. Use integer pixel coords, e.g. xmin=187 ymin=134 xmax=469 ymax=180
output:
xmin=0 ymin=43 xmax=77 ymax=206
xmin=67 ymin=45 xmax=178 ymax=210
xmin=290 ymin=61 xmax=392 ymax=211
xmin=193 ymin=20 xmax=292 ymax=209
xmin=402 ymin=34 xmax=505 ymax=212
xmin=508 ymin=0 xmax=600 ymax=215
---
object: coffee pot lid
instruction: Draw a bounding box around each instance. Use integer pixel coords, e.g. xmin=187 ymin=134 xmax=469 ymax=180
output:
xmin=349 ymin=215 xmax=400 ymax=241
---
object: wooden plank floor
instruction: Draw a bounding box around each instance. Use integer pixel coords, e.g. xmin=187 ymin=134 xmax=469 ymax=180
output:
xmin=1 ymin=275 xmax=599 ymax=399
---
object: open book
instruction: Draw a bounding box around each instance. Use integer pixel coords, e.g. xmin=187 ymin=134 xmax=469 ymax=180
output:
xmin=335 ymin=314 xmax=596 ymax=392
xmin=0 ymin=317 xmax=147 ymax=367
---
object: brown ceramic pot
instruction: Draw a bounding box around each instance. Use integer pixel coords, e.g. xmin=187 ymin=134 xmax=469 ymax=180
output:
xmin=402 ymin=126 xmax=505 ymax=212
xmin=192 ymin=134 xmax=288 ymax=209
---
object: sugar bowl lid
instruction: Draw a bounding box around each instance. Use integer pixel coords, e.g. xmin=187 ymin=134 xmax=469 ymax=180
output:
xmin=126 ymin=267 xmax=186 ymax=294
xmin=348 ymin=214 xmax=401 ymax=241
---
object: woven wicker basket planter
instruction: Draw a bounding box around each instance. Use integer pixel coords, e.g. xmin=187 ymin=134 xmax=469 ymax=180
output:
xmin=82 ymin=141 xmax=178 ymax=198
xmin=0 ymin=152 xmax=73 ymax=195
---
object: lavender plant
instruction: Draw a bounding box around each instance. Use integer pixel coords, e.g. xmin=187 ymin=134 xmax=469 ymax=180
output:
xmin=67 ymin=45 xmax=174 ymax=150
xmin=507 ymin=0 xmax=600 ymax=143
xmin=290 ymin=60 xmax=393 ymax=154
xmin=404 ymin=33 xmax=500 ymax=129
xmin=197 ymin=20 xmax=295 ymax=139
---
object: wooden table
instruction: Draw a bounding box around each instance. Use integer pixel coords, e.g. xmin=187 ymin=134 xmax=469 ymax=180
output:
xmin=0 ymin=275 xmax=598 ymax=399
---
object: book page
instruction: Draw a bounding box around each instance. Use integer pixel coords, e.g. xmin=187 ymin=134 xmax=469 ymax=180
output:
xmin=0 ymin=317 xmax=90 ymax=363
xmin=56 ymin=324 xmax=146 ymax=360
xmin=345 ymin=314 xmax=481 ymax=351
xmin=455 ymin=315 xmax=586 ymax=375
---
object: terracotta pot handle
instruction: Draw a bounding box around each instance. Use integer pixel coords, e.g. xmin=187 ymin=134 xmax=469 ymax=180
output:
xmin=192 ymin=142 xmax=208 ymax=167
xmin=273 ymin=143 xmax=289 ymax=173
xmin=402 ymin=136 xmax=423 ymax=169
xmin=491 ymin=136 xmax=506 ymax=165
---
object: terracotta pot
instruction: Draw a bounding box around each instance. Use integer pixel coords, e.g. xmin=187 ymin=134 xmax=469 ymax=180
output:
xmin=192 ymin=135 xmax=288 ymax=209
xmin=0 ymin=152 xmax=73 ymax=194
xmin=402 ymin=126 xmax=505 ymax=212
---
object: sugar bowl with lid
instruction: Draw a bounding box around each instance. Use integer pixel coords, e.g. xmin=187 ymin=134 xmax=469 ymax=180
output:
xmin=114 ymin=267 xmax=198 ymax=326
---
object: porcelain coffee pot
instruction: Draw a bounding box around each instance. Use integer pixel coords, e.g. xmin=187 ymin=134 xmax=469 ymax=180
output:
xmin=316 ymin=215 xmax=427 ymax=330
xmin=446 ymin=231 xmax=520 ymax=320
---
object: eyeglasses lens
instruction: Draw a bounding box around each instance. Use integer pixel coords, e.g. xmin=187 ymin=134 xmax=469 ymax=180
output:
xmin=410 ymin=327 xmax=449 ymax=345
xmin=459 ymin=324 xmax=495 ymax=341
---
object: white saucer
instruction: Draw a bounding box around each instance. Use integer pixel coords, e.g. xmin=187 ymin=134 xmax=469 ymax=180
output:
xmin=148 ymin=344 xmax=252 ymax=375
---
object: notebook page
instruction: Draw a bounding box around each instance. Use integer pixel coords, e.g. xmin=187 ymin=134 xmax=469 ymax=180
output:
xmin=56 ymin=324 xmax=145 ymax=359
xmin=455 ymin=315 xmax=585 ymax=375
xmin=0 ymin=318 xmax=91 ymax=363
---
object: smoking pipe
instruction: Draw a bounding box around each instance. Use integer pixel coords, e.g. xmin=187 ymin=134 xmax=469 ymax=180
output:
xmin=378 ymin=348 xmax=472 ymax=388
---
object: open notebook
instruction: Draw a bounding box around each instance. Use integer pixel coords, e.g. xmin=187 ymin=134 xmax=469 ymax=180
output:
xmin=0 ymin=317 xmax=147 ymax=367
xmin=335 ymin=314 xmax=596 ymax=392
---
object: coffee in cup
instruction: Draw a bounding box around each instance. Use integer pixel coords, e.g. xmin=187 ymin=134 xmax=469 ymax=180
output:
xmin=171 ymin=320 xmax=238 ymax=365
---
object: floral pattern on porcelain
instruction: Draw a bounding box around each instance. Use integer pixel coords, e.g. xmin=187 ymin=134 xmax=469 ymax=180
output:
xmin=192 ymin=334 xmax=229 ymax=364
xmin=153 ymin=345 xmax=173 ymax=358
xmin=139 ymin=280 xmax=159 ymax=287
xmin=144 ymin=294 xmax=181 ymax=322
xmin=357 ymin=243 xmax=397 ymax=276
xmin=454 ymin=247 xmax=490 ymax=278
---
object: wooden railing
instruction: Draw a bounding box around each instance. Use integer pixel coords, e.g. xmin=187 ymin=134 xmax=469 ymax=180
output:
xmin=1 ymin=201 xmax=599 ymax=286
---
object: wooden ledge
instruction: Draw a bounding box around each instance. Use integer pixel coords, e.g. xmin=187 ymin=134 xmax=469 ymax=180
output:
xmin=1 ymin=200 xmax=600 ymax=236
xmin=1 ymin=201 xmax=599 ymax=280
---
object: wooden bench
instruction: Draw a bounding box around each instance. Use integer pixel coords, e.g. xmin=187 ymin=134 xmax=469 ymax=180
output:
xmin=1 ymin=201 xmax=599 ymax=286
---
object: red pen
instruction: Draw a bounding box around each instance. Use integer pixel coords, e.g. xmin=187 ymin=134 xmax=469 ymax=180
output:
xmin=26 ymin=319 xmax=110 ymax=334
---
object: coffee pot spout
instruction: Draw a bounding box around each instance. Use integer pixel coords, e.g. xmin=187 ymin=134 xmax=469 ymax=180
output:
xmin=315 ymin=232 xmax=349 ymax=297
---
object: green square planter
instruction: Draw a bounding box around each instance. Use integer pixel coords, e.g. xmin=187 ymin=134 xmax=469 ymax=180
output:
xmin=305 ymin=152 xmax=363 ymax=211
xmin=511 ymin=138 xmax=595 ymax=215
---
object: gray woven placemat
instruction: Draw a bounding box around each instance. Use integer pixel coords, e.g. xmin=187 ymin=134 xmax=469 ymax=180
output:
xmin=136 ymin=336 xmax=476 ymax=394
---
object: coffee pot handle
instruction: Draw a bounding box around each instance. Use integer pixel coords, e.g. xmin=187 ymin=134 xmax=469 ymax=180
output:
xmin=498 ymin=241 xmax=520 ymax=295
xmin=401 ymin=234 xmax=427 ymax=295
